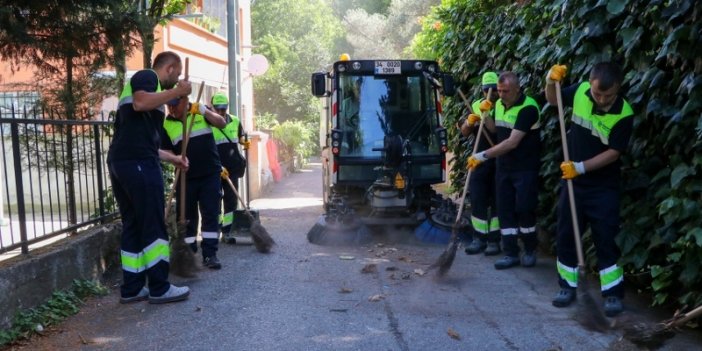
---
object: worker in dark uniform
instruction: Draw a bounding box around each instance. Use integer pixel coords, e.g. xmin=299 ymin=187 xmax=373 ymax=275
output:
xmin=108 ymin=51 xmax=192 ymax=304
xmin=161 ymin=95 xmax=227 ymax=269
xmin=461 ymin=71 xmax=501 ymax=256
xmin=209 ymin=92 xmax=249 ymax=243
xmin=545 ymin=62 xmax=634 ymax=316
xmin=467 ymin=71 xmax=541 ymax=270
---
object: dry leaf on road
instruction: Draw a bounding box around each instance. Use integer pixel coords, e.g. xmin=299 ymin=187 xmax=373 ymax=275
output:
xmin=447 ymin=328 xmax=461 ymax=340
xmin=339 ymin=287 xmax=353 ymax=293
xmin=368 ymin=294 xmax=385 ymax=302
xmin=361 ymin=264 xmax=377 ymax=274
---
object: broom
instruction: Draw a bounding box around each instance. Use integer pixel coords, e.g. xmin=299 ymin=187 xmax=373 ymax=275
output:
xmin=554 ymin=81 xmax=610 ymax=332
xmin=169 ymin=71 xmax=206 ymax=278
xmin=430 ymin=88 xmax=493 ymax=276
xmin=622 ymin=303 xmax=702 ymax=348
xmin=221 ymin=167 xmax=275 ymax=253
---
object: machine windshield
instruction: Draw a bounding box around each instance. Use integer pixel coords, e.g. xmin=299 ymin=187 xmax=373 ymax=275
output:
xmin=337 ymin=74 xmax=440 ymax=157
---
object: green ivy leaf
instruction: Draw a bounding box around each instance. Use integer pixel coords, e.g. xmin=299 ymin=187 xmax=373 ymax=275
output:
xmin=606 ymin=0 xmax=628 ymax=15
xmin=686 ymin=228 xmax=702 ymax=246
xmin=670 ymin=163 xmax=693 ymax=188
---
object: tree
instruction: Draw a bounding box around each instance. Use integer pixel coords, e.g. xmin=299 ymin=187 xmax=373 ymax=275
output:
xmin=252 ymin=0 xmax=343 ymax=126
xmin=342 ymin=0 xmax=439 ymax=58
xmin=133 ymin=0 xmax=190 ymax=69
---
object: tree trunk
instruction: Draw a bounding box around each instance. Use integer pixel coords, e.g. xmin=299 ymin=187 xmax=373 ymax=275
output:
xmin=141 ymin=29 xmax=155 ymax=69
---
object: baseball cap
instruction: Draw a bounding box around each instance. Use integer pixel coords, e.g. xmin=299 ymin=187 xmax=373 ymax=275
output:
xmin=211 ymin=92 xmax=229 ymax=110
xmin=481 ymin=71 xmax=498 ymax=89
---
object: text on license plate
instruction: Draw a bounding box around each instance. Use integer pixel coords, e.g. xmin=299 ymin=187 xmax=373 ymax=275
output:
xmin=375 ymin=61 xmax=401 ymax=75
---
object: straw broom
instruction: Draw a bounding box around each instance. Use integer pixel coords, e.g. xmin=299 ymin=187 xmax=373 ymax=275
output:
xmin=430 ymin=88 xmax=493 ymax=276
xmin=554 ymin=81 xmax=610 ymax=332
xmin=221 ymin=167 xmax=274 ymax=253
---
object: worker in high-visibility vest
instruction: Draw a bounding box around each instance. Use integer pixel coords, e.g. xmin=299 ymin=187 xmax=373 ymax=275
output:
xmin=209 ymin=92 xmax=249 ymax=243
xmin=545 ymin=62 xmax=634 ymax=317
xmin=161 ymin=95 xmax=227 ymax=269
xmin=467 ymin=71 xmax=541 ymax=271
xmin=460 ymin=71 xmax=501 ymax=256
xmin=108 ymin=51 xmax=192 ymax=304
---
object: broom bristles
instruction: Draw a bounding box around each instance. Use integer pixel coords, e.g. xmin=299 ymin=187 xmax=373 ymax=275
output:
xmin=169 ymin=221 xmax=198 ymax=278
xmin=430 ymin=227 xmax=460 ymax=276
xmin=248 ymin=213 xmax=274 ymax=253
xmin=575 ymin=270 xmax=610 ymax=332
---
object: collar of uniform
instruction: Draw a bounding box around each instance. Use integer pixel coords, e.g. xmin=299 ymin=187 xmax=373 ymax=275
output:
xmin=166 ymin=114 xmax=184 ymax=123
xmin=585 ymin=88 xmax=624 ymax=115
xmin=502 ymin=93 xmax=526 ymax=110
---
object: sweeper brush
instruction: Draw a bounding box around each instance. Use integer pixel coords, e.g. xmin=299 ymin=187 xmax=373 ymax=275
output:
xmin=307 ymin=210 xmax=371 ymax=246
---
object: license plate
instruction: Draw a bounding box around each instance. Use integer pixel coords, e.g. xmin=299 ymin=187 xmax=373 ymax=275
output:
xmin=374 ymin=61 xmax=401 ymax=75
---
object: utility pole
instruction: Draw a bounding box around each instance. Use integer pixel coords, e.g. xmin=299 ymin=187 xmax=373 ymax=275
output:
xmin=226 ymin=0 xmax=242 ymax=120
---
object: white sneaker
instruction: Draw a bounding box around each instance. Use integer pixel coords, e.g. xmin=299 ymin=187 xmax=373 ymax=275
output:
xmin=148 ymin=284 xmax=190 ymax=304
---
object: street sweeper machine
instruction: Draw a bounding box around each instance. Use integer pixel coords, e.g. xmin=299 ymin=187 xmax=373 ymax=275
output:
xmin=308 ymin=56 xmax=456 ymax=244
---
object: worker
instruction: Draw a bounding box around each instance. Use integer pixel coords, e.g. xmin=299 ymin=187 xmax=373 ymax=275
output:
xmin=209 ymin=92 xmax=249 ymax=244
xmin=107 ymin=51 xmax=192 ymax=304
xmin=545 ymin=62 xmax=634 ymax=317
xmin=161 ymin=95 xmax=227 ymax=269
xmin=467 ymin=71 xmax=541 ymax=270
xmin=460 ymin=71 xmax=501 ymax=256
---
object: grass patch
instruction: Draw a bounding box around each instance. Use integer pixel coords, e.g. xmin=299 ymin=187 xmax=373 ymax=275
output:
xmin=0 ymin=279 xmax=108 ymax=346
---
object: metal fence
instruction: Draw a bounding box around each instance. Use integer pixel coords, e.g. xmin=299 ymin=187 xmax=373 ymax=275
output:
xmin=0 ymin=107 xmax=116 ymax=255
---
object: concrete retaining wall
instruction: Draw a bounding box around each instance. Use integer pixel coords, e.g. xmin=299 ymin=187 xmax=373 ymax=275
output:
xmin=0 ymin=223 xmax=121 ymax=329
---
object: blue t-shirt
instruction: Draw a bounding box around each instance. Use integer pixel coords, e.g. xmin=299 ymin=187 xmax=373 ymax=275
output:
xmin=108 ymin=70 xmax=164 ymax=162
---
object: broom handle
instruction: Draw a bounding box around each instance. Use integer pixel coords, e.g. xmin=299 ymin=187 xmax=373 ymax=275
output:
xmin=668 ymin=304 xmax=702 ymax=328
xmin=555 ymin=82 xmax=585 ymax=268
xmin=223 ymin=174 xmax=254 ymax=218
xmin=455 ymin=87 xmax=492 ymax=223
xmin=177 ymin=82 xmax=205 ymax=224
xmin=457 ymin=87 xmax=495 ymax=147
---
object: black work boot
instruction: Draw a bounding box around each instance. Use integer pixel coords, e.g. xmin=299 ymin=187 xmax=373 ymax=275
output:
xmin=203 ymin=255 xmax=222 ymax=270
xmin=464 ymin=240 xmax=487 ymax=255
xmin=494 ymin=255 xmax=520 ymax=270
xmin=484 ymin=242 xmax=501 ymax=256
xmin=603 ymin=296 xmax=623 ymax=317
xmin=552 ymin=289 xmax=576 ymax=307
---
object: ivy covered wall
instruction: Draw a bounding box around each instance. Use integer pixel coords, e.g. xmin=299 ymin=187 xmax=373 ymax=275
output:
xmin=414 ymin=0 xmax=702 ymax=308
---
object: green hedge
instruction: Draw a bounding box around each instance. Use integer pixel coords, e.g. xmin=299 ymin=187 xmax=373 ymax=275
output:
xmin=416 ymin=0 xmax=702 ymax=308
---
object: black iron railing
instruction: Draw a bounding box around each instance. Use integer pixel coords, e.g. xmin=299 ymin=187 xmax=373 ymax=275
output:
xmin=0 ymin=107 xmax=117 ymax=255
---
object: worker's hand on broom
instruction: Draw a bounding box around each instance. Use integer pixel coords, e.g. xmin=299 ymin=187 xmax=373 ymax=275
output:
xmin=220 ymin=166 xmax=230 ymax=179
xmin=174 ymin=80 xmax=192 ymax=96
xmin=241 ymin=139 xmax=251 ymax=150
xmin=547 ymin=64 xmax=568 ymax=84
xmin=467 ymin=113 xmax=481 ymax=127
xmin=189 ymin=102 xmax=207 ymax=116
xmin=479 ymin=100 xmax=493 ymax=113
xmin=170 ymin=154 xmax=189 ymax=171
xmin=467 ymin=151 xmax=488 ymax=170
xmin=560 ymin=160 xmax=585 ymax=179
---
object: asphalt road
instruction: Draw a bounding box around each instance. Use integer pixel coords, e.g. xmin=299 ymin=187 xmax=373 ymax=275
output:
xmin=8 ymin=161 xmax=702 ymax=351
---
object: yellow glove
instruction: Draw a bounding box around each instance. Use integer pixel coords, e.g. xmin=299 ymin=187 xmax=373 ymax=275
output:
xmin=220 ymin=167 xmax=229 ymax=179
xmin=467 ymin=113 xmax=481 ymax=127
xmin=241 ymin=139 xmax=251 ymax=150
xmin=189 ymin=102 xmax=207 ymax=115
xmin=467 ymin=152 xmax=488 ymax=170
xmin=560 ymin=161 xmax=585 ymax=179
xmin=547 ymin=64 xmax=568 ymax=84
xmin=479 ymin=100 xmax=493 ymax=113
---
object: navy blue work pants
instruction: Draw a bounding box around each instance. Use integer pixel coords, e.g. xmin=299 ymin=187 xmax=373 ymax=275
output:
xmin=469 ymin=159 xmax=500 ymax=243
xmin=109 ymin=158 xmax=170 ymax=298
xmin=496 ymin=168 xmax=539 ymax=257
xmin=176 ymin=172 xmax=222 ymax=258
xmin=556 ymin=182 xmax=624 ymax=298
